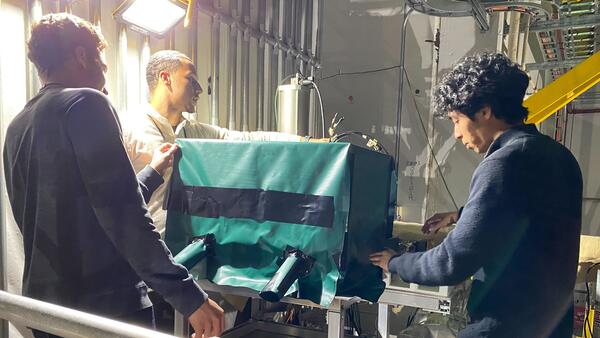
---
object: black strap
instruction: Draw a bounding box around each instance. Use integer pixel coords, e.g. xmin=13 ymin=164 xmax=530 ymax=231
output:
xmin=168 ymin=185 xmax=335 ymax=228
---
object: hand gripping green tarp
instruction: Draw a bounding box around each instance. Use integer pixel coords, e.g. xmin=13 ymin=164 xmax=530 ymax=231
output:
xmin=164 ymin=140 xmax=394 ymax=308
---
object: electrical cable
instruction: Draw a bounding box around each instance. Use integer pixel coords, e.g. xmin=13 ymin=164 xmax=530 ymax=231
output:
xmin=319 ymin=64 xmax=402 ymax=81
xmin=403 ymin=70 xmax=459 ymax=211
xmin=406 ymin=307 xmax=419 ymax=327
xmin=304 ymin=80 xmax=326 ymax=138
xmin=333 ymin=131 xmax=392 ymax=158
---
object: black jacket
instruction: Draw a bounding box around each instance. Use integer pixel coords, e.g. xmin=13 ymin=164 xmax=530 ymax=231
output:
xmin=3 ymin=85 xmax=206 ymax=318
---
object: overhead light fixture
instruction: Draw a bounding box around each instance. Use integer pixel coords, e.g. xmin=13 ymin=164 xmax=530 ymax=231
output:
xmin=113 ymin=0 xmax=188 ymax=38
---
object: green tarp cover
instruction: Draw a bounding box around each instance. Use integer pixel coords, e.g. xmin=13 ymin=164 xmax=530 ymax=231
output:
xmin=165 ymin=140 xmax=393 ymax=308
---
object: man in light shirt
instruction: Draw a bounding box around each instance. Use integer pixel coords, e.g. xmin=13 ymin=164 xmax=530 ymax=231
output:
xmin=123 ymin=50 xmax=303 ymax=234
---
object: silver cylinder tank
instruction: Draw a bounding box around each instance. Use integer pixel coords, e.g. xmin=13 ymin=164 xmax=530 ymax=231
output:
xmin=277 ymin=76 xmax=310 ymax=136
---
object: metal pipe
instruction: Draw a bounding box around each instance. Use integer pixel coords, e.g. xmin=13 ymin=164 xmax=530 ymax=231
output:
xmin=271 ymin=47 xmax=279 ymax=131
xmin=394 ymin=5 xmax=414 ymax=177
xmin=569 ymin=108 xmax=600 ymax=114
xmin=285 ymin=1 xmax=294 ymax=76
xmin=166 ymin=29 xmax=175 ymax=51
xmin=263 ymin=43 xmax=273 ymax=131
xmin=560 ymin=1 xmax=595 ymax=9
xmin=507 ymin=12 xmax=521 ymax=62
xmin=308 ymin=65 xmax=317 ymax=136
xmin=300 ymin=0 xmax=307 ymax=54
xmin=189 ymin=12 xmax=199 ymax=119
xmin=0 ymin=291 xmax=178 ymax=338
xmin=313 ymin=0 xmax=324 ymax=61
xmin=554 ymin=29 xmax=564 ymax=63
xmin=118 ymin=25 xmax=128 ymax=111
xmin=277 ymin=0 xmax=286 ymax=84
xmin=309 ymin=0 xmax=322 ymax=137
xmin=519 ymin=15 xmax=530 ymax=66
xmin=228 ymin=10 xmax=238 ymax=130
xmin=190 ymin=2 xmax=199 ymax=87
xmin=257 ymin=37 xmax=265 ymax=131
xmin=562 ymin=8 xmax=596 ymax=15
xmin=242 ymin=29 xmax=250 ymax=131
xmin=141 ymin=36 xmax=151 ymax=102
xmin=197 ymin=2 xmax=320 ymax=68
xmin=289 ymin=0 xmax=297 ymax=53
xmin=89 ymin=0 xmax=101 ymax=25
xmin=565 ymin=31 xmax=595 ymax=38
xmin=263 ymin=0 xmax=273 ymax=131
xmin=422 ymin=17 xmax=442 ymax=222
xmin=211 ymin=15 xmax=220 ymax=125
xmin=298 ymin=0 xmax=308 ymax=76
xmin=241 ymin=1 xmax=250 ymax=132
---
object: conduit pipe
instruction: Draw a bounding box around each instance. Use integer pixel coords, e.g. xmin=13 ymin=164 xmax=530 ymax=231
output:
xmin=228 ymin=9 xmax=237 ymax=130
xmin=277 ymin=0 xmax=286 ymax=85
xmin=210 ymin=15 xmax=220 ymax=125
xmin=263 ymin=0 xmax=274 ymax=131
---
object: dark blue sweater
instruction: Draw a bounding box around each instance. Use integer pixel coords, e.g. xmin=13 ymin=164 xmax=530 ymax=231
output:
xmin=389 ymin=124 xmax=582 ymax=338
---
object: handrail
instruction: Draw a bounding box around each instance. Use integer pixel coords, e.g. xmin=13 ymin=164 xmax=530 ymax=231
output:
xmin=0 ymin=291 xmax=179 ymax=338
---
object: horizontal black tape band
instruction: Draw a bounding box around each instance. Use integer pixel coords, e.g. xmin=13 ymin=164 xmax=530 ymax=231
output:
xmin=168 ymin=186 xmax=334 ymax=228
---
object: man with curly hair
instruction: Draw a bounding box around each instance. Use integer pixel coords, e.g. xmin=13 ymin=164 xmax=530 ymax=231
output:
xmin=3 ymin=13 xmax=223 ymax=338
xmin=371 ymin=52 xmax=582 ymax=337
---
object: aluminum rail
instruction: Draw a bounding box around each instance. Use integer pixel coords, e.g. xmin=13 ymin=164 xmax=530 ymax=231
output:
xmin=0 ymin=291 xmax=178 ymax=338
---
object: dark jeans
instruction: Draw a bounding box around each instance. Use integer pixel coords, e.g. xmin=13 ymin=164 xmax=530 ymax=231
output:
xmin=32 ymin=306 xmax=156 ymax=338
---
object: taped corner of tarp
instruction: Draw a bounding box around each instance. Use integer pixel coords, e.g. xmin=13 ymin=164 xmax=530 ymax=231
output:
xmin=164 ymin=140 xmax=394 ymax=308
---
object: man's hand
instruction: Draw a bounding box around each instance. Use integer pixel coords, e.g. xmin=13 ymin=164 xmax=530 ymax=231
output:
xmin=422 ymin=211 xmax=458 ymax=234
xmin=369 ymin=248 xmax=398 ymax=273
xmin=149 ymin=143 xmax=179 ymax=176
xmin=189 ymin=298 xmax=224 ymax=338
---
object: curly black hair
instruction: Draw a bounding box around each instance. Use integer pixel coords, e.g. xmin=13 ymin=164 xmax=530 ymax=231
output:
xmin=433 ymin=52 xmax=529 ymax=124
xmin=27 ymin=13 xmax=107 ymax=78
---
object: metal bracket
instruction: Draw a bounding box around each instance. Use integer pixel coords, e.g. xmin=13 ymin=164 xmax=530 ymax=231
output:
xmin=468 ymin=0 xmax=490 ymax=32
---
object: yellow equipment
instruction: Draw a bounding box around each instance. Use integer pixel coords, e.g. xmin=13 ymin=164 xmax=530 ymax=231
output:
xmin=525 ymin=50 xmax=600 ymax=124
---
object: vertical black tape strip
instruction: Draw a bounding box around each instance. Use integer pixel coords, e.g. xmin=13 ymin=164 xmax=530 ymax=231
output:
xmin=168 ymin=185 xmax=334 ymax=228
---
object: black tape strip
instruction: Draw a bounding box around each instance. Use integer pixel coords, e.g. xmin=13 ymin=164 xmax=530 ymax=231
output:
xmin=168 ymin=185 xmax=334 ymax=228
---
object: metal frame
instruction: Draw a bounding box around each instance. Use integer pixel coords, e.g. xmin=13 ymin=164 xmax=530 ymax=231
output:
xmin=174 ymin=280 xmax=362 ymax=338
xmin=530 ymin=15 xmax=600 ymax=33
xmin=174 ymin=279 xmax=457 ymax=338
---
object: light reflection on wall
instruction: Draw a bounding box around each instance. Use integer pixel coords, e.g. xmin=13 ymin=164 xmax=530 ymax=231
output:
xmin=0 ymin=5 xmax=34 ymax=338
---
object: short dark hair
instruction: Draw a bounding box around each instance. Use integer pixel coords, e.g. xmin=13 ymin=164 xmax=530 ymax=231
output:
xmin=27 ymin=13 xmax=107 ymax=78
xmin=433 ymin=52 xmax=529 ymax=124
xmin=146 ymin=50 xmax=190 ymax=94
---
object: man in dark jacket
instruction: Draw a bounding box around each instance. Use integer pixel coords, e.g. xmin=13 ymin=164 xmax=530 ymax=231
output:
xmin=370 ymin=52 xmax=582 ymax=338
xmin=2 ymin=13 xmax=223 ymax=338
